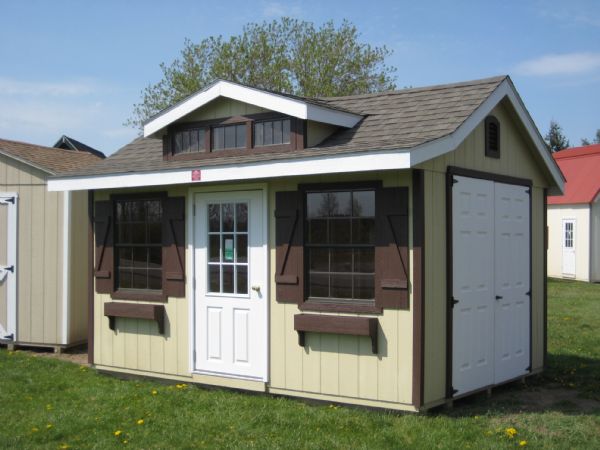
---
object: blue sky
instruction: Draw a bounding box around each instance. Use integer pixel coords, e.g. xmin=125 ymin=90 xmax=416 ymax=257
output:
xmin=1 ymin=0 xmax=599 ymax=155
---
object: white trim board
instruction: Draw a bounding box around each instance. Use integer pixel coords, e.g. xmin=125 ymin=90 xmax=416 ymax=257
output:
xmin=48 ymin=78 xmax=564 ymax=195
xmin=48 ymin=150 xmax=411 ymax=191
xmin=143 ymin=80 xmax=362 ymax=137
xmin=61 ymin=191 xmax=71 ymax=345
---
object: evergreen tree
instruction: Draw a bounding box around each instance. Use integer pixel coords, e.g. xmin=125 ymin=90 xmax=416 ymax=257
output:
xmin=545 ymin=120 xmax=570 ymax=152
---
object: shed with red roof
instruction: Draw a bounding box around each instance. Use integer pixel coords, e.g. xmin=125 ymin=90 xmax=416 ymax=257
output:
xmin=548 ymin=144 xmax=600 ymax=281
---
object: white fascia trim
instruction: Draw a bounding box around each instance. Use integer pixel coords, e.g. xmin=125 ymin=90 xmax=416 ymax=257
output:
xmin=61 ymin=191 xmax=71 ymax=345
xmin=48 ymin=149 xmax=411 ymax=192
xmin=143 ymin=80 xmax=362 ymax=137
xmin=409 ymin=78 xmax=565 ymax=194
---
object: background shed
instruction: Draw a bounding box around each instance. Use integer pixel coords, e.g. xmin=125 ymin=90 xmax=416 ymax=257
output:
xmin=0 ymin=138 xmax=103 ymax=350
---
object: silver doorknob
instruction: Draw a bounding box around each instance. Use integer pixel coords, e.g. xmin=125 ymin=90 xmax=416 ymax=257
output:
xmin=251 ymin=285 xmax=261 ymax=293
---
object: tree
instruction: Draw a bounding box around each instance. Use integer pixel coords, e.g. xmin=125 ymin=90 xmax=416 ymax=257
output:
xmin=581 ymin=129 xmax=600 ymax=146
xmin=126 ymin=18 xmax=397 ymax=129
xmin=545 ymin=120 xmax=570 ymax=152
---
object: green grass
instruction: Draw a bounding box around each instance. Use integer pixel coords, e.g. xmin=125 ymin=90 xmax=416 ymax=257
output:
xmin=1 ymin=278 xmax=599 ymax=449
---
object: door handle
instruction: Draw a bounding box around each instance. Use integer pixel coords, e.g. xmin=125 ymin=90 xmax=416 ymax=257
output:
xmin=251 ymin=285 xmax=261 ymax=293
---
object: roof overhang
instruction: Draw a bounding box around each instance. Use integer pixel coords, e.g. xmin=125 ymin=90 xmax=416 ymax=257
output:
xmin=409 ymin=77 xmax=564 ymax=195
xmin=0 ymin=149 xmax=54 ymax=175
xmin=143 ymin=80 xmax=363 ymax=138
xmin=48 ymin=77 xmax=565 ymax=195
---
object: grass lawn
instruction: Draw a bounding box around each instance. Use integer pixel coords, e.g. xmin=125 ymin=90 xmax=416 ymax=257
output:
xmin=0 ymin=278 xmax=598 ymax=449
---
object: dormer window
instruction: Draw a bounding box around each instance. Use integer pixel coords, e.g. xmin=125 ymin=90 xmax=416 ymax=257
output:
xmin=485 ymin=115 xmax=500 ymax=158
xmin=164 ymin=114 xmax=304 ymax=161
xmin=173 ymin=128 xmax=206 ymax=155
xmin=254 ymin=118 xmax=291 ymax=146
xmin=213 ymin=123 xmax=246 ymax=150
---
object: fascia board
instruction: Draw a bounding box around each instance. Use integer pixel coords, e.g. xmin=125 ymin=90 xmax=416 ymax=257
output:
xmin=47 ymin=149 xmax=410 ymax=192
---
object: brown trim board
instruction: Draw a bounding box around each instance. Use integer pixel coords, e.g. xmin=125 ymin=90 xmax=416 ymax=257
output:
xmin=411 ymin=169 xmax=425 ymax=409
xmin=445 ymin=166 xmax=534 ymax=398
xmin=88 ymin=190 xmax=94 ymax=365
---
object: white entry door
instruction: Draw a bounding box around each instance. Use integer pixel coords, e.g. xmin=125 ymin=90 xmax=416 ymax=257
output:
xmin=452 ymin=177 xmax=530 ymax=396
xmin=0 ymin=192 xmax=18 ymax=341
xmin=562 ymin=219 xmax=576 ymax=277
xmin=193 ymin=190 xmax=267 ymax=380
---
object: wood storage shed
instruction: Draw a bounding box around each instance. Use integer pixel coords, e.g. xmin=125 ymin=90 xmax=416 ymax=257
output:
xmin=0 ymin=138 xmax=103 ymax=351
xmin=49 ymin=76 xmax=563 ymax=411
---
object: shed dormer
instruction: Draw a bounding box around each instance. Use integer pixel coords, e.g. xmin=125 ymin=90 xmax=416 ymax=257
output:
xmin=142 ymin=80 xmax=363 ymax=162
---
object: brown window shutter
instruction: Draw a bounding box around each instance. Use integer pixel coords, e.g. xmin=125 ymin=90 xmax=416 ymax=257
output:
xmin=163 ymin=197 xmax=186 ymax=297
xmin=275 ymin=191 xmax=304 ymax=303
xmin=375 ymin=187 xmax=409 ymax=309
xmin=94 ymin=200 xmax=114 ymax=294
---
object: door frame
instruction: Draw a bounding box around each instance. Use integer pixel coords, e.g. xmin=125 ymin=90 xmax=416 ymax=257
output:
xmin=560 ymin=218 xmax=576 ymax=277
xmin=187 ymin=183 xmax=269 ymax=381
xmin=445 ymin=167 xmax=532 ymax=399
xmin=0 ymin=192 xmax=18 ymax=341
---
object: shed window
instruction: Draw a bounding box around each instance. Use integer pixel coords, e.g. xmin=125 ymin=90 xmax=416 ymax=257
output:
xmin=114 ymin=199 xmax=163 ymax=291
xmin=485 ymin=115 xmax=500 ymax=158
xmin=254 ymin=118 xmax=291 ymax=146
xmin=212 ymin=123 xmax=246 ymax=150
xmin=173 ymin=128 xmax=205 ymax=154
xmin=306 ymin=189 xmax=376 ymax=305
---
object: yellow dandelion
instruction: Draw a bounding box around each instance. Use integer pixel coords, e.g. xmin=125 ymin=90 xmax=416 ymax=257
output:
xmin=519 ymin=441 xmax=527 ymax=447
xmin=151 ymin=390 xmax=158 ymax=395
xmin=123 ymin=440 xmax=128 ymax=444
xmin=137 ymin=419 xmax=144 ymax=425
xmin=46 ymin=404 xmax=53 ymax=410
xmin=31 ymin=427 xmax=39 ymax=433
xmin=46 ymin=424 xmax=53 ymax=429
xmin=114 ymin=430 xmax=122 ymax=437
xmin=505 ymin=427 xmax=518 ymax=438
xmin=59 ymin=444 xmax=70 ymax=449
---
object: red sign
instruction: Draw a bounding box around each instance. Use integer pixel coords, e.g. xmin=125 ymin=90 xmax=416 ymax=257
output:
xmin=191 ymin=169 xmax=201 ymax=181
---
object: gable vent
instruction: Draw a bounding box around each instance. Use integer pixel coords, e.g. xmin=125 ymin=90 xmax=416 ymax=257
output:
xmin=485 ymin=115 xmax=500 ymax=158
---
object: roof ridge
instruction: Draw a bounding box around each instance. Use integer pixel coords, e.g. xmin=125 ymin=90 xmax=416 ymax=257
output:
xmin=319 ymin=75 xmax=508 ymax=101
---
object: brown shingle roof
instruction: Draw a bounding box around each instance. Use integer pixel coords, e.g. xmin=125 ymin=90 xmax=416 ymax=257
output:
xmin=63 ymin=75 xmax=506 ymax=177
xmin=0 ymin=138 xmax=104 ymax=175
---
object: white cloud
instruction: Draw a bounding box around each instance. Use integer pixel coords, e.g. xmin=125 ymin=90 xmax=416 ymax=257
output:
xmin=261 ymin=1 xmax=301 ymax=18
xmin=514 ymin=52 xmax=600 ymax=76
xmin=0 ymin=77 xmax=97 ymax=96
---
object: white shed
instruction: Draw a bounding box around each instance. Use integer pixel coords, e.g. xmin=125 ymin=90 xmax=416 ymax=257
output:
xmin=548 ymin=144 xmax=600 ymax=282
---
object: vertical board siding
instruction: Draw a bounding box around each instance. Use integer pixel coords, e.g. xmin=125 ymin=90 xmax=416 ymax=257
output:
xmin=183 ymin=98 xmax=267 ymax=122
xmin=268 ymin=171 xmax=414 ymax=405
xmin=418 ymin=102 xmax=551 ymax=406
xmin=0 ymin=155 xmax=64 ymax=345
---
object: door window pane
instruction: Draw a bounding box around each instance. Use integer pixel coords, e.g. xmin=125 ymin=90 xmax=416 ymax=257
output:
xmin=206 ymin=201 xmax=250 ymax=295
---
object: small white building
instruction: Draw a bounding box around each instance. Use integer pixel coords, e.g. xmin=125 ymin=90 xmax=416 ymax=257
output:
xmin=548 ymin=144 xmax=600 ymax=282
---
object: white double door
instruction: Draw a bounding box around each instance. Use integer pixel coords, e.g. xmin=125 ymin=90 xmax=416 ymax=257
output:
xmin=193 ymin=190 xmax=267 ymax=380
xmin=452 ymin=176 xmax=530 ymax=396
xmin=0 ymin=192 xmax=17 ymax=341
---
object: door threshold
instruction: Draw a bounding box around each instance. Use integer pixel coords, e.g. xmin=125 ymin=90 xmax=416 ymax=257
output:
xmin=192 ymin=369 xmax=266 ymax=383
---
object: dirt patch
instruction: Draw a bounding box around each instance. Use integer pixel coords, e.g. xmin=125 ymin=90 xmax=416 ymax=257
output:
xmin=13 ymin=345 xmax=88 ymax=366
xmin=496 ymin=386 xmax=600 ymax=413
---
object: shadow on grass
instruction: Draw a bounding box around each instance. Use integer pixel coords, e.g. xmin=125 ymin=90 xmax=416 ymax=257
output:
xmin=430 ymin=353 xmax=600 ymax=418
